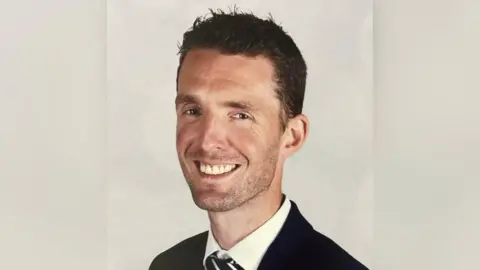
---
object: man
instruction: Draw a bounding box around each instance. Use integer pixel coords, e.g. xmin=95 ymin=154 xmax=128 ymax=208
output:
xmin=150 ymin=8 xmax=368 ymax=270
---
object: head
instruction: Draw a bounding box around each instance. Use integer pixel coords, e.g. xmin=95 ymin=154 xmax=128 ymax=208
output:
xmin=175 ymin=8 xmax=309 ymax=212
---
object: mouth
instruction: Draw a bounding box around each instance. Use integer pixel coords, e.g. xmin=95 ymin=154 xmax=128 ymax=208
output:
xmin=194 ymin=161 xmax=241 ymax=178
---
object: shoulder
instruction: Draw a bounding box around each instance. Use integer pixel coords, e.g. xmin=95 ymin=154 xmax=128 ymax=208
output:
xmin=149 ymin=231 xmax=208 ymax=270
xmin=300 ymin=230 xmax=369 ymax=270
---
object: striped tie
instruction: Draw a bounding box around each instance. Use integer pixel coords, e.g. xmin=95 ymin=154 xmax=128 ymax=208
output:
xmin=205 ymin=251 xmax=244 ymax=270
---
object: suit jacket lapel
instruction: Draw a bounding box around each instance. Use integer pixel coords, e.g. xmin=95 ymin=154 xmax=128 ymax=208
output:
xmin=257 ymin=200 xmax=314 ymax=270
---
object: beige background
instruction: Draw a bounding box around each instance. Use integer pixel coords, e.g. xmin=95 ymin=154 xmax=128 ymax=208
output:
xmin=1 ymin=0 xmax=479 ymax=270
xmin=0 ymin=1 xmax=106 ymax=270
xmin=375 ymin=0 xmax=480 ymax=269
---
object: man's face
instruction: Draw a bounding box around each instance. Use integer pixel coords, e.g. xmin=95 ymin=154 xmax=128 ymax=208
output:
xmin=175 ymin=49 xmax=285 ymax=212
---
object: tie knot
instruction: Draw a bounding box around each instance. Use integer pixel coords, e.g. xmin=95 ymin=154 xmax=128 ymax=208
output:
xmin=205 ymin=251 xmax=243 ymax=270
xmin=209 ymin=251 xmax=228 ymax=260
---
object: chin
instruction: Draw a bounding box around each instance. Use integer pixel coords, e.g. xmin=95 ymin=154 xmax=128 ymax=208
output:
xmin=190 ymin=189 xmax=239 ymax=212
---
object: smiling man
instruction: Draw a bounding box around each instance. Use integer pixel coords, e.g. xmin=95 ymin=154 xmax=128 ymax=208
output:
xmin=149 ymin=8 xmax=368 ymax=270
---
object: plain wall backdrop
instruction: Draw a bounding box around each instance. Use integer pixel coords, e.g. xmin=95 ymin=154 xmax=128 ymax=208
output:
xmin=375 ymin=0 xmax=480 ymax=269
xmin=107 ymin=1 xmax=373 ymax=269
xmin=0 ymin=1 xmax=106 ymax=270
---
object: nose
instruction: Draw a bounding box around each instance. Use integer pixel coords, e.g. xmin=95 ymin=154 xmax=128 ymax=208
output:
xmin=198 ymin=116 xmax=227 ymax=151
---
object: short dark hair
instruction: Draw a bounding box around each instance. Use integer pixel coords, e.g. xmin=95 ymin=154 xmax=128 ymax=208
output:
xmin=176 ymin=8 xmax=308 ymax=130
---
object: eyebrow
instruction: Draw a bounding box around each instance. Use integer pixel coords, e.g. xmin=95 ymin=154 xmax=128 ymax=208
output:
xmin=175 ymin=93 xmax=258 ymax=111
xmin=175 ymin=93 xmax=198 ymax=107
xmin=222 ymin=100 xmax=257 ymax=111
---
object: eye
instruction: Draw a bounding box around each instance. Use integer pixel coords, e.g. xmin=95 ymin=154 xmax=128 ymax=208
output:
xmin=232 ymin=113 xmax=251 ymax=120
xmin=183 ymin=108 xmax=201 ymax=116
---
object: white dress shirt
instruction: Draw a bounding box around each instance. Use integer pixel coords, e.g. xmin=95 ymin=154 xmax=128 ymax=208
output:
xmin=203 ymin=198 xmax=291 ymax=270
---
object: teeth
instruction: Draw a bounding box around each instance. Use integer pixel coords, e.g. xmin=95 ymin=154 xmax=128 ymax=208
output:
xmin=199 ymin=163 xmax=237 ymax=175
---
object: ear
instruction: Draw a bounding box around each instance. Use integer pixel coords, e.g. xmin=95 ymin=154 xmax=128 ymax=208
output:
xmin=280 ymin=114 xmax=309 ymax=158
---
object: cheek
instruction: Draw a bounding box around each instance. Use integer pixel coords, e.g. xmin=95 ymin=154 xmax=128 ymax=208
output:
xmin=230 ymin=126 xmax=265 ymax=157
xmin=176 ymin=124 xmax=195 ymax=150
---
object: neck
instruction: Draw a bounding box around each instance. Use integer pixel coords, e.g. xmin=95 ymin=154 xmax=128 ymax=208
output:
xmin=208 ymin=188 xmax=283 ymax=250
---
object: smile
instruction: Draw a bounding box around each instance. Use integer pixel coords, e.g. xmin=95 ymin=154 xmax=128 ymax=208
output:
xmin=194 ymin=161 xmax=241 ymax=176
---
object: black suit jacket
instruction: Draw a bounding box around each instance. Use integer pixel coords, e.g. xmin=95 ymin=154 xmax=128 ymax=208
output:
xmin=150 ymin=200 xmax=368 ymax=270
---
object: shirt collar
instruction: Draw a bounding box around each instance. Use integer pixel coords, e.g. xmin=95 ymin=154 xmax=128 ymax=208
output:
xmin=203 ymin=196 xmax=291 ymax=270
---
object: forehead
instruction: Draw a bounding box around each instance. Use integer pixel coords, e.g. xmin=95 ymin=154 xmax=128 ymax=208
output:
xmin=177 ymin=49 xmax=277 ymax=99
